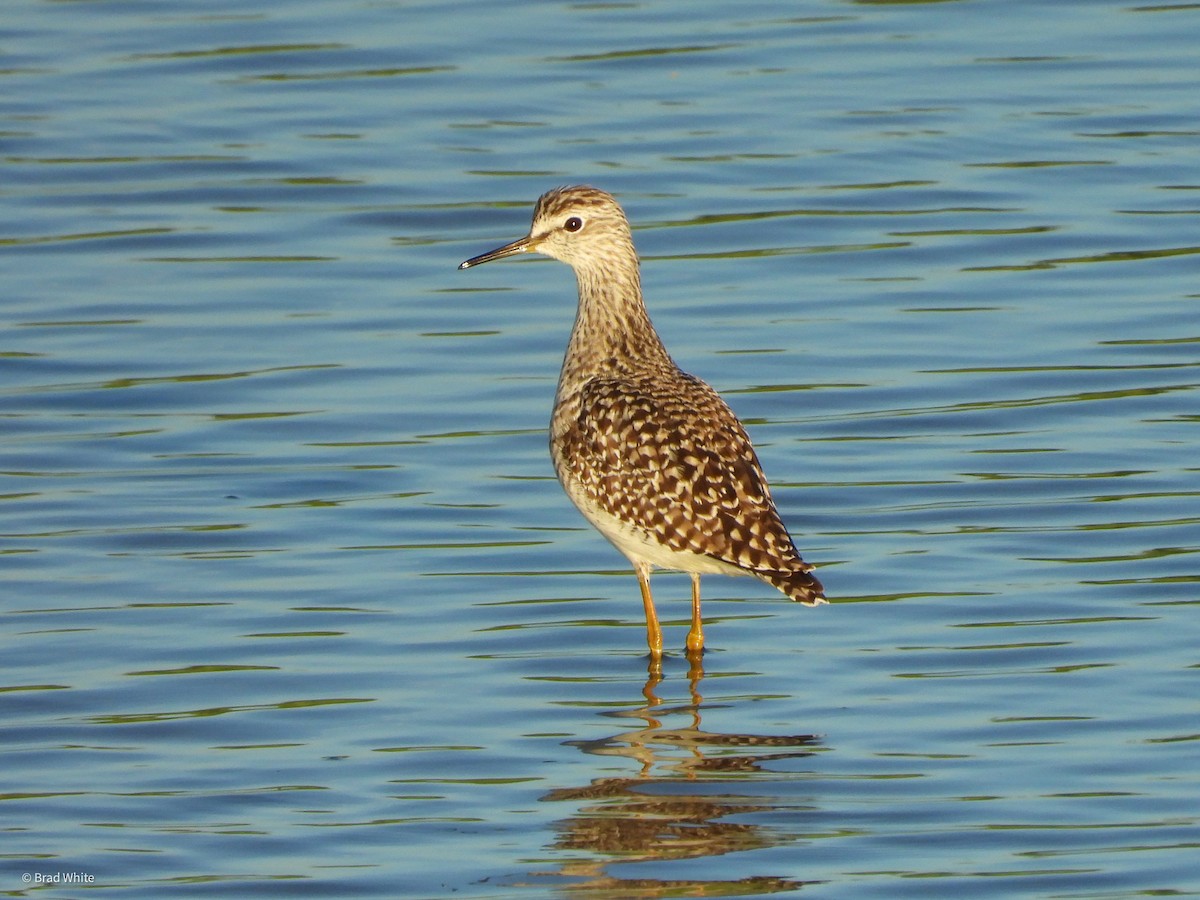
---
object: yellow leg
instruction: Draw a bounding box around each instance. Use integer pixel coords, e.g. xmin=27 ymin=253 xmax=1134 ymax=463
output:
xmin=635 ymin=565 xmax=663 ymax=660
xmin=686 ymin=573 xmax=705 ymax=655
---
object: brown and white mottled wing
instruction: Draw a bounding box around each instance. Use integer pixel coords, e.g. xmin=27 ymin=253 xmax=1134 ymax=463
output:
xmin=557 ymin=372 xmax=825 ymax=604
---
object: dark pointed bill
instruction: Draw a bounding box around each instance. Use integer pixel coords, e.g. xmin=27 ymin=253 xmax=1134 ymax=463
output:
xmin=458 ymin=235 xmax=535 ymax=270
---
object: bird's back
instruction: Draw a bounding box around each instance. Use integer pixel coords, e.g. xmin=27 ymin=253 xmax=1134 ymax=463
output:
xmin=552 ymin=359 xmax=823 ymax=603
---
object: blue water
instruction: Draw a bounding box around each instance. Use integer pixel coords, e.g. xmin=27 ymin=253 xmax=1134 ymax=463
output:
xmin=2 ymin=1 xmax=1198 ymax=897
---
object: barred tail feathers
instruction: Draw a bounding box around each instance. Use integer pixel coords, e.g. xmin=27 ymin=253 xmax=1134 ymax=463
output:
xmin=757 ymin=564 xmax=828 ymax=606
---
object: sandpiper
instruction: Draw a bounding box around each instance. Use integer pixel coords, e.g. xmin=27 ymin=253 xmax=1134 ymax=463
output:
xmin=460 ymin=186 xmax=826 ymax=658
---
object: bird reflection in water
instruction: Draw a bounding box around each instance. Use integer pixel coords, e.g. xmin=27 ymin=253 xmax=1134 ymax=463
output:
xmin=533 ymin=658 xmax=823 ymax=896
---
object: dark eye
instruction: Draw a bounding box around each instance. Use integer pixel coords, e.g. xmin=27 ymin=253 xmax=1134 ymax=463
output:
xmin=563 ymin=216 xmax=583 ymax=233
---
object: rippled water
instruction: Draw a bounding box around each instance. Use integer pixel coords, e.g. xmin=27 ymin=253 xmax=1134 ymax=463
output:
xmin=2 ymin=1 xmax=1198 ymax=897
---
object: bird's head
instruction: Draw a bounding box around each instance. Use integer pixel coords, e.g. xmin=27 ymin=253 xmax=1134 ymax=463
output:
xmin=459 ymin=185 xmax=636 ymax=274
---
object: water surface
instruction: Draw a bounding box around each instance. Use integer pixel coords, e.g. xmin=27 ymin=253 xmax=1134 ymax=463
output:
xmin=2 ymin=1 xmax=1197 ymax=897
